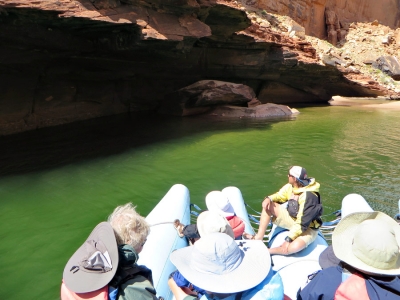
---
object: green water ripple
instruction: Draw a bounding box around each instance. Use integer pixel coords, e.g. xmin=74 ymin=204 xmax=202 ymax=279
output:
xmin=1 ymin=107 xmax=400 ymax=299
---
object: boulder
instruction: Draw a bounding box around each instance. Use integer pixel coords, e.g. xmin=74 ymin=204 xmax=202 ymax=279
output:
xmin=206 ymin=103 xmax=296 ymax=118
xmin=158 ymin=80 xmax=257 ymax=116
xmin=247 ymin=98 xmax=261 ymax=107
xmin=287 ymin=20 xmax=305 ymax=40
xmin=372 ymin=56 xmax=400 ymax=80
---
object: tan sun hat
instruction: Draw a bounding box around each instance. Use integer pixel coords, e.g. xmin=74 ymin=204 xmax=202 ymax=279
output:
xmin=63 ymin=222 xmax=119 ymax=293
xmin=170 ymin=232 xmax=271 ymax=293
xmin=319 ymin=193 xmax=374 ymax=269
xmin=332 ymin=211 xmax=400 ymax=276
xmin=205 ymin=191 xmax=235 ymax=218
xmin=196 ymin=211 xmax=234 ymax=239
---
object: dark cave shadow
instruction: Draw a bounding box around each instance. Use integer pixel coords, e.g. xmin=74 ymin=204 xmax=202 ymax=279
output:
xmin=0 ymin=112 xmax=295 ymax=178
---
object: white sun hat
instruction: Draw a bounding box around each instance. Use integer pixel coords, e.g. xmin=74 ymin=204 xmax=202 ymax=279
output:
xmin=205 ymin=190 xmax=235 ymax=218
xmin=196 ymin=211 xmax=234 ymax=239
xmin=319 ymin=193 xmax=374 ymax=269
xmin=341 ymin=193 xmax=373 ymax=219
xmin=170 ymin=232 xmax=271 ymax=293
xmin=332 ymin=211 xmax=400 ymax=276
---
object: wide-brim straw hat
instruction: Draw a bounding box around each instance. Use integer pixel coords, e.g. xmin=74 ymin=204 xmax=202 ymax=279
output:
xmin=170 ymin=232 xmax=271 ymax=293
xmin=63 ymin=222 xmax=119 ymax=293
xmin=333 ymin=211 xmax=400 ymax=276
xmin=319 ymin=193 xmax=374 ymax=269
xmin=197 ymin=211 xmax=234 ymax=239
xmin=205 ymin=191 xmax=235 ymax=218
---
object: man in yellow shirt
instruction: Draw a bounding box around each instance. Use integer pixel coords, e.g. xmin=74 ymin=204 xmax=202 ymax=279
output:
xmin=244 ymin=166 xmax=322 ymax=255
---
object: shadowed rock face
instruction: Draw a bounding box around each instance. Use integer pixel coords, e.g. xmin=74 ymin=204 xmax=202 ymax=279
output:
xmin=0 ymin=0 xmax=390 ymax=135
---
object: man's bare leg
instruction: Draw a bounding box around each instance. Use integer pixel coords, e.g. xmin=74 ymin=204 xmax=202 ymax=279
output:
xmin=253 ymin=207 xmax=271 ymax=240
xmin=245 ymin=198 xmax=278 ymax=240
xmin=269 ymin=238 xmax=306 ymax=255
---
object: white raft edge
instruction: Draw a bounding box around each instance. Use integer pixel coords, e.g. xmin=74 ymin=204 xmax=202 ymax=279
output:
xmin=137 ymin=184 xmax=190 ymax=300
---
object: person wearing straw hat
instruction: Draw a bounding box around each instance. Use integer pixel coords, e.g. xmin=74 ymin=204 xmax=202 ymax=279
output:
xmin=297 ymin=210 xmax=400 ymax=300
xmin=168 ymin=232 xmax=284 ymax=300
xmin=205 ymin=191 xmax=245 ymax=239
xmin=318 ymin=194 xmax=374 ymax=270
xmin=61 ymin=203 xmax=158 ymax=300
xmin=243 ymin=166 xmax=323 ymax=256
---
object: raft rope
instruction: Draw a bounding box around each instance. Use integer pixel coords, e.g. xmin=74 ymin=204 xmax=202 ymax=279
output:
xmin=149 ymin=221 xmax=176 ymax=227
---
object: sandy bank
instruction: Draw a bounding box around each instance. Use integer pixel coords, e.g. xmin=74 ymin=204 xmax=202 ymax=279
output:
xmin=329 ymin=96 xmax=400 ymax=110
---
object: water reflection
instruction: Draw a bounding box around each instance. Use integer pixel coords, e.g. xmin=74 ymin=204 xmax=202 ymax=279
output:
xmin=0 ymin=112 xmax=289 ymax=177
xmin=1 ymin=107 xmax=400 ymax=300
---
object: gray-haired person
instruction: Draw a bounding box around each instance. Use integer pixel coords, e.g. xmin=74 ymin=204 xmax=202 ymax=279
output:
xmin=62 ymin=203 xmax=158 ymax=300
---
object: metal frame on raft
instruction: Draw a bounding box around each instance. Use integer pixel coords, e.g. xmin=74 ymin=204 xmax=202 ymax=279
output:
xmin=190 ymin=203 xmax=342 ymax=244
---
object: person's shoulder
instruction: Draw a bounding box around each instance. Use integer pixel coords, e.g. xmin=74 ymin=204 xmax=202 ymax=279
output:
xmin=279 ymin=183 xmax=293 ymax=191
xmin=307 ymin=179 xmax=320 ymax=190
xmin=366 ymin=274 xmax=400 ymax=292
xmin=303 ymin=267 xmax=342 ymax=286
xmin=324 ymin=265 xmax=342 ymax=274
xmin=297 ymin=267 xmax=342 ymax=300
xmin=118 ymin=274 xmax=157 ymax=300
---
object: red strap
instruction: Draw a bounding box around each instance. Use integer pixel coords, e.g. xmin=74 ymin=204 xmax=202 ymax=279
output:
xmin=334 ymin=273 xmax=369 ymax=300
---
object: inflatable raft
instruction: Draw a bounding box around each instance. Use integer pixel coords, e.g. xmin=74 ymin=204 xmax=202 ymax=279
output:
xmin=137 ymin=184 xmax=190 ymax=300
xmin=139 ymin=185 xmax=391 ymax=300
xmin=221 ymin=186 xmax=333 ymax=300
xmin=220 ymin=188 xmax=395 ymax=299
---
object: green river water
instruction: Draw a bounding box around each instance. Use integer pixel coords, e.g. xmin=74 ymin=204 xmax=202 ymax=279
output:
xmin=1 ymin=105 xmax=400 ymax=299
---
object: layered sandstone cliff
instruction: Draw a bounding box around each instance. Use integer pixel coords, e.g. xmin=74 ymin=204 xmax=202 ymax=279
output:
xmin=0 ymin=0 xmax=398 ymax=135
xmin=253 ymin=0 xmax=399 ymax=39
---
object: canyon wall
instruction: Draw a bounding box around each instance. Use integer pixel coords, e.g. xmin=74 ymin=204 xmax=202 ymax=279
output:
xmin=0 ymin=0 xmax=396 ymax=135
xmin=254 ymin=0 xmax=399 ymax=38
